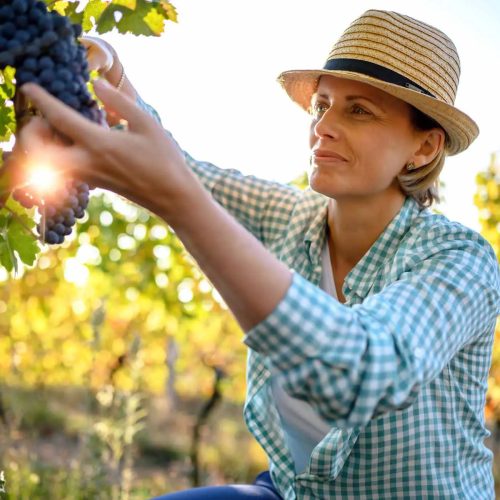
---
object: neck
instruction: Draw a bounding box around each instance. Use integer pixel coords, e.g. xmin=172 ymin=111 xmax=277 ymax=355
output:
xmin=327 ymin=189 xmax=406 ymax=269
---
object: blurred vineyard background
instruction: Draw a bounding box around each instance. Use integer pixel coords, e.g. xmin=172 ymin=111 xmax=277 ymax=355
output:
xmin=0 ymin=155 xmax=498 ymax=499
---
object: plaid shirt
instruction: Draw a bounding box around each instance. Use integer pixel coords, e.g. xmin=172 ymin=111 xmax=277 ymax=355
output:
xmin=139 ymin=98 xmax=500 ymax=499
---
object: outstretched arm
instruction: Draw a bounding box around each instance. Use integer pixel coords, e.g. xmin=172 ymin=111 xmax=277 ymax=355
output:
xmin=16 ymin=81 xmax=293 ymax=332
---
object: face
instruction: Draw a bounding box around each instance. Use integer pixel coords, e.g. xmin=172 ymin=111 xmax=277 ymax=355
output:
xmin=309 ymin=75 xmax=422 ymax=202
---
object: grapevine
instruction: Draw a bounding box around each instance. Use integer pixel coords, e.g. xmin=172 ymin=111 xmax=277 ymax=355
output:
xmin=0 ymin=0 xmax=104 ymax=245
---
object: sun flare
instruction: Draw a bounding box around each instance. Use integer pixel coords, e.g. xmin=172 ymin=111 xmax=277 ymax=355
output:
xmin=28 ymin=166 xmax=58 ymax=193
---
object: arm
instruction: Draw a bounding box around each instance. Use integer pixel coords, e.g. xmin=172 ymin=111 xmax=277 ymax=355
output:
xmin=88 ymin=42 xmax=301 ymax=245
xmin=16 ymin=83 xmax=499 ymax=426
xmin=244 ymin=228 xmax=500 ymax=428
xmin=16 ymin=82 xmax=293 ymax=331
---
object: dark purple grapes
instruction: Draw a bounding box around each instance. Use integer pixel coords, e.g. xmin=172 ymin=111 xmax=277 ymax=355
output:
xmin=0 ymin=1 xmax=105 ymax=245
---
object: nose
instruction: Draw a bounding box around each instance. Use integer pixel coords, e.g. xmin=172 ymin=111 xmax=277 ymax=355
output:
xmin=311 ymin=107 xmax=342 ymax=140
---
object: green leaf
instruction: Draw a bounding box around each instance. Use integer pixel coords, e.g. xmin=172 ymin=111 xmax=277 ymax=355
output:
xmin=0 ymin=66 xmax=16 ymax=99
xmin=97 ymin=0 xmax=170 ymax=36
xmin=0 ymin=237 xmax=15 ymax=273
xmin=0 ymin=214 xmax=16 ymax=272
xmin=96 ymin=4 xmax=128 ymax=34
xmin=0 ymin=200 xmax=39 ymax=271
xmin=117 ymin=0 xmax=168 ymax=36
xmin=63 ymin=2 xmax=85 ymax=27
xmin=7 ymin=215 xmax=39 ymax=267
xmin=0 ymin=105 xmax=15 ymax=142
xmin=82 ymin=0 xmax=108 ymax=32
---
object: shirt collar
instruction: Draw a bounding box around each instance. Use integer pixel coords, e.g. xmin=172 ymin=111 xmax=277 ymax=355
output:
xmin=304 ymin=196 xmax=423 ymax=299
xmin=344 ymin=197 xmax=422 ymax=298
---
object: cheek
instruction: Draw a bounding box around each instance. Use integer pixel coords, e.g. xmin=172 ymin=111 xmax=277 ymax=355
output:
xmin=358 ymin=131 xmax=408 ymax=171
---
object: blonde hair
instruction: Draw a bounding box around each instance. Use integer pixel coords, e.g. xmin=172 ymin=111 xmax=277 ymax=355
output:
xmin=397 ymin=107 xmax=449 ymax=208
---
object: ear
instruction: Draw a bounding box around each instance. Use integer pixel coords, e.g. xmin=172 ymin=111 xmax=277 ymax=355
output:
xmin=411 ymin=128 xmax=446 ymax=167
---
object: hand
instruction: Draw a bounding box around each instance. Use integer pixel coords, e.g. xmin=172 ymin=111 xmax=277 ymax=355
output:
xmin=16 ymin=80 xmax=197 ymax=221
xmin=79 ymin=36 xmax=136 ymax=125
xmin=17 ymin=83 xmax=293 ymax=334
xmin=80 ymin=36 xmax=115 ymax=74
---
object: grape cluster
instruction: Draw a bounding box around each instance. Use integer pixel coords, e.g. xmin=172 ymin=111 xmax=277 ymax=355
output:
xmin=0 ymin=0 xmax=104 ymax=244
xmin=13 ymin=180 xmax=89 ymax=244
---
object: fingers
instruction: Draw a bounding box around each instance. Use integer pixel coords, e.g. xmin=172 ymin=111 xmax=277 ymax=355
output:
xmin=14 ymin=116 xmax=100 ymax=191
xmin=80 ymin=36 xmax=114 ymax=72
xmin=16 ymin=117 xmax=54 ymax=152
xmin=1 ymin=149 xmax=26 ymax=193
xmin=20 ymin=83 xmax=105 ymax=147
xmin=92 ymin=79 xmax=158 ymax=133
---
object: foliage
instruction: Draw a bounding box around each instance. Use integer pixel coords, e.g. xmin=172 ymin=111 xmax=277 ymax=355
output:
xmin=0 ymin=0 xmax=177 ymax=273
xmin=475 ymin=153 xmax=500 ymax=424
xmin=0 ymin=192 xmax=247 ymax=401
xmin=0 ymin=2 xmax=269 ymax=496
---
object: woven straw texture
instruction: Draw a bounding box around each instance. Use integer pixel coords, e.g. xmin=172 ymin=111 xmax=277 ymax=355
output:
xmin=278 ymin=10 xmax=478 ymax=155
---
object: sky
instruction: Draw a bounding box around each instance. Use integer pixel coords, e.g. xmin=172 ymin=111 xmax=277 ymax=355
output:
xmin=100 ymin=0 xmax=500 ymax=231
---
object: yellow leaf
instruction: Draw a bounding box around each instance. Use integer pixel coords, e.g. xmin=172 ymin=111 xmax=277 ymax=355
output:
xmin=144 ymin=8 xmax=165 ymax=36
xmin=160 ymin=0 xmax=178 ymax=22
xmin=112 ymin=0 xmax=137 ymax=9
xmin=51 ymin=1 xmax=69 ymax=15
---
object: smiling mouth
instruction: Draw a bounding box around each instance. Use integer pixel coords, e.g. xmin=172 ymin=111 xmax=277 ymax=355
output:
xmin=311 ymin=150 xmax=348 ymax=163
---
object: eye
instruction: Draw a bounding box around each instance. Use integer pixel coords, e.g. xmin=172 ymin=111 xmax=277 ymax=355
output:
xmin=310 ymin=101 xmax=329 ymax=119
xmin=350 ymin=104 xmax=371 ymax=115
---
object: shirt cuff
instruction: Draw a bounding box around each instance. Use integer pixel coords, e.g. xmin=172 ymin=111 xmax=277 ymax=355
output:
xmin=243 ymin=271 xmax=364 ymax=371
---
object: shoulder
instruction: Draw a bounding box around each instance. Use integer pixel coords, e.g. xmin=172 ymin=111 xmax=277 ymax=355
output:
xmin=401 ymin=207 xmax=499 ymax=287
xmin=408 ymin=208 xmax=495 ymax=254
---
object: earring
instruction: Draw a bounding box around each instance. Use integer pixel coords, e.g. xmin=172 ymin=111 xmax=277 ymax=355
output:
xmin=406 ymin=162 xmax=418 ymax=171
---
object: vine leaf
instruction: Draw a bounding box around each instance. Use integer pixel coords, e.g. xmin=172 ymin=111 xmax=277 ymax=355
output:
xmin=159 ymin=0 xmax=177 ymax=23
xmin=0 ymin=199 xmax=39 ymax=272
xmin=0 ymin=216 xmax=17 ymax=273
xmin=0 ymin=67 xmax=16 ymax=99
xmin=82 ymin=0 xmax=108 ymax=32
xmin=51 ymin=1 xmax=71 ymax=15
xmin=7 ymin=213 xmax=39 ymax=266
xmin=0 ymin=67 xmax=16 ymax=141
xmin=97 ymin=0 xmax=174 ymax=36
xmin=0 ymin=0 xmax=177 ymax=273
xmin=0 ymin=106 xmax=15 ymax=142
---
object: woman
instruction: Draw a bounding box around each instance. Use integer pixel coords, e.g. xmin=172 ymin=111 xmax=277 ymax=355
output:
xmin=15 ymin=9 xmax=500 ymax=500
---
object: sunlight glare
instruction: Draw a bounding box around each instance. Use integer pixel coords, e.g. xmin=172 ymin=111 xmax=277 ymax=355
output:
xmin=28 ymin=165 xmax=58 ymax=193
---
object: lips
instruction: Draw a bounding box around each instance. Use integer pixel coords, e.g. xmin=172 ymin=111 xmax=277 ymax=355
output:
xmin=311 ymin=149 xmax=348 ymax=162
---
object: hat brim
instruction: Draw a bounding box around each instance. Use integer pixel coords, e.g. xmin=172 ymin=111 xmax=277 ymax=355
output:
xmin=278 ymin=69 xmax=479 ymax=156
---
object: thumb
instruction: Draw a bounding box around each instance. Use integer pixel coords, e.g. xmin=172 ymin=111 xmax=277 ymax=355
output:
xmin=93 ymin=79 xmax=157 ymax=133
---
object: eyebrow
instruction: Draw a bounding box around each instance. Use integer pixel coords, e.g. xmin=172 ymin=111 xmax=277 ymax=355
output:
xmin=316 ymin=93 xmax=384 ymax=110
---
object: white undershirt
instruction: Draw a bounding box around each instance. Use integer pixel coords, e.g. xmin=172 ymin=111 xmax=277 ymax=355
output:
xmin=271 ymin=239 xmax=337 ymax=473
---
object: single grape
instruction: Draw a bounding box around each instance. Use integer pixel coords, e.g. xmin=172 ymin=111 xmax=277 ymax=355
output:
xmin=44 ymin=231 xmax=60 ymax=245
xmin=39 ymin=30 xmax=58 ymax=48
xmin=12 ymin=0 xmax=28 ymax=15
xmin=38 ymin=56 xmax=54 ymax=70
xmin=23 ymin=57 xmax=37 ymax=71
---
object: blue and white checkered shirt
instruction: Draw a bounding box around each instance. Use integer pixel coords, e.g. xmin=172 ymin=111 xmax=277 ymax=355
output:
xmin=139 ymin=97 xmax=500 ymax=499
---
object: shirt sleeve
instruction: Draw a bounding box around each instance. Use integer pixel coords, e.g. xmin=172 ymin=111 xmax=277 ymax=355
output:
xmin=243 ymin=227 xmax=500 ymax=429
xmin=135 ymin=95 xmax=300 ymax=246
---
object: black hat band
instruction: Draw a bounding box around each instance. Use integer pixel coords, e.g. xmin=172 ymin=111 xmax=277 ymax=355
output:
xmin=324 ymin=58 xmax=435 ymax=98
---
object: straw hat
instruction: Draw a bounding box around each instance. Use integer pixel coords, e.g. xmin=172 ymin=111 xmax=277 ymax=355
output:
xmin=278 ymin=10 xmax=478 ymax=155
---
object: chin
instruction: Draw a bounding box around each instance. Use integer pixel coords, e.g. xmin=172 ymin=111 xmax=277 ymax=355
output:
xmin=309 ymin=174 xmax=343 ymax=198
